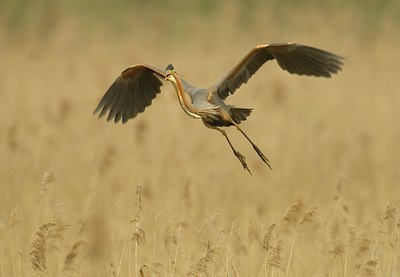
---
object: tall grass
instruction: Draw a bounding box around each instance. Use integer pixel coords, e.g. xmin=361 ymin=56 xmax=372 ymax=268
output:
xmin=1 ymin=1 xmax=400 ymax=276
xmin=6 ymin=180 xmax=398 ymax=275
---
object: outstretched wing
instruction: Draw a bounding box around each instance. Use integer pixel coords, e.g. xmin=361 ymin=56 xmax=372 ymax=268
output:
xmin=214 ymin=43 xmax=344 ymax=100
xmin=94 ymin=64 xmax=166 ymax=123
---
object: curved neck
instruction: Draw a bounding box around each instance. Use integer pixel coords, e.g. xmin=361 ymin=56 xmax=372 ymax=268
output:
xmin=169 ymin=73 xmax=201 ymax=119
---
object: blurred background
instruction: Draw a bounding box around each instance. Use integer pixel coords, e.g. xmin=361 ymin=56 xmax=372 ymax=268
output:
xmin=1 ymin=0 xmax=400 ymax=275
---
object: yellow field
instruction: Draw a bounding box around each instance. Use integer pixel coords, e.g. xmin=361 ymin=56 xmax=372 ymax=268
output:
xmin=1 ymin=1 xmax=400 ymax=276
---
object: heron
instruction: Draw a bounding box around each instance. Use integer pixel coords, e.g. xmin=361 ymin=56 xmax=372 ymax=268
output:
xmin=94 ymin=42 xmax=344 ymax=174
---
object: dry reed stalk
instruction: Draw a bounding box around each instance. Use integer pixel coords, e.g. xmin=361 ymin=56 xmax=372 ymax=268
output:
xmin=191 ymin=219 xmax=213 ymax=254
xmin=188 ymin=241 xmax=218 ymax=276
xmin=117 ymin=227 xmax=130 ymax=277
xmin=377 ymin=204 xmax=398 ymax=277
xmin=164 ymin=219 xmax=182 ymax=275
xmin=263 ymin=223 xmax=276 ymax=254
xmin=130 ymin=185 xmax=144 ymax=277
xmin=286 ymin=206 xmax=318 ymax=277
xmin=170 ymin=220 xmax=182 ymax=277
xmin=216 ymin=248 xmax=228 ymax=276
xmin=37 ymin=171 xmax=55 ymax=229
xmin=371 ymin=204 xmax=398 ymax=265
xmin=9 ymin=207 xmax=23 ymax=277
xmin=118 ymin=187 xmax=145 ymax=277
xmin=230 ymin=257 xmax=240 ymax=277
xmin=332 ymin=241 xmax=346 ymax=258
xmin=277 ymin=200 xmax=303 ymax=236
xmin=153 ymin=212 xmax=164 ymax=257
xmin=371 ymin=222 xmax=381 ymax=261
xmin=52 ymin=202 xmax=64 ymax=223
xmin=344 ymin=225 xmax=358 ymax=277
xmin=29 ymin=222 xmax=56 ymax=273
xmin=387 ymin=235 xmax=398 ymax=277
xmin=258 ymin=223 xmax=276 ymax=277
xmin=164 ymin=223 xmax=178 ymax=250
xmin=225 ymin=220 xmax=238 ymax=276
xmin=164 ymin=219 xmax=182 ymax=276
xmin=381 ymin=204 xmax=397 ymax=234
xmin=297 ymin=206 xmax=318 ymax=232
xmin=146 ymin=262 xmax=163 ymax=276
xmin=266 ymin=239 xmax=284 ymax=276
xmin=355 ymin=238 xmax=373 ymax=270
xmin=9 ymin=208 xmax=23 ymax=230
xmin=358 ymin=260 xmax=378 ymax=277
xmin=330 ymin=240 xmax=345 ymax=276
xmin=38 ymin=171 xmax=53 ymax=205
xmin=139 ymin=264 xmax=150 ymax=277
xmin=131 ymin=228 xmax=146 ymax=245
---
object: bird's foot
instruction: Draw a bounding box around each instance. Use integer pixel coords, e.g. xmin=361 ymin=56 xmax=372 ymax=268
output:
xmin=252 ymin=145 xmax=273 ymax=170
xmin=234 ymin=151 xmax=252 ymax=175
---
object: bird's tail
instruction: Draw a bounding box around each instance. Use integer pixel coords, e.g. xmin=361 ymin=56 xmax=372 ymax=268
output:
xmin=230 ymin=107 xmax=253 ymax=124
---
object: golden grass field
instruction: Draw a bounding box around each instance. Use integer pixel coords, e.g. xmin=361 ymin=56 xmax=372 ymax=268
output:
xmin=1 ymin=1 xmax=400 ymax=276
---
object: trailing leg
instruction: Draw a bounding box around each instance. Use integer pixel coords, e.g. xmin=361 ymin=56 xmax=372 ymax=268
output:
xmin=202 ymin=120 xmax=252 ymax=174
xmin=233 ymin=123 xmax=272 ymax=170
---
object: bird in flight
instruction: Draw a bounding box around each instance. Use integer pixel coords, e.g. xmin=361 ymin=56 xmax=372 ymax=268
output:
xmin=94 ymin=42 xmax=344 ymax=174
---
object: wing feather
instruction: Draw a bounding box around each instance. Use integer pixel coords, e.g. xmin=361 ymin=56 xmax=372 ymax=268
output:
xmin=108 ymin=81 xmax=128 ymax=121
xmin=122 ymin=83 xmax=134 ymax=123
xmin=106 ymin=86 xmax=124 ymax=121
xmin=94 ymin=64 xmax=165 ymax=123
xmin=125 ymin=80 xmax=135 ymax=119
xmin=214 ymin=43 xmax=344 ymax=100
xmin=98 ymin=81 xmax=122 ymax=117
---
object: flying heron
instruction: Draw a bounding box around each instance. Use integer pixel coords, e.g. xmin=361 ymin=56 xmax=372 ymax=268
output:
xmin=94 ymin=42 xmax=344 ymax=174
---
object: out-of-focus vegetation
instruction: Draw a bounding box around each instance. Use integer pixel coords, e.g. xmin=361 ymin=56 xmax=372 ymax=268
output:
xmin=1 ymin=0 xmax=399 ymax=276
xmin=1 ymin=0 xmax=399 ymax=38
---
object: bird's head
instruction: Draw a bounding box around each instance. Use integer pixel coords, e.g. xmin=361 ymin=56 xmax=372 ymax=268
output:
xmin=164 ymin=64 xmax=175 ymax=81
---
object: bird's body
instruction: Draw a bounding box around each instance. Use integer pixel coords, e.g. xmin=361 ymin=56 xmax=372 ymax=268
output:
xmin=95 ymin=43 xmax=344 ymax=174
xmin=167 ymin=75 xmax=243 ymax=126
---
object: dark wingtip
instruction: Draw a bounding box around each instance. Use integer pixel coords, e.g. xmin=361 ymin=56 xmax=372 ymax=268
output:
xmin=93 ymin=104 xmax=103 ymax=116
